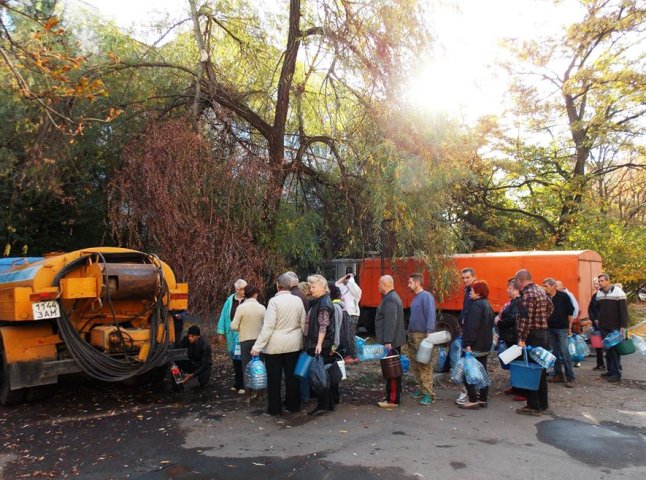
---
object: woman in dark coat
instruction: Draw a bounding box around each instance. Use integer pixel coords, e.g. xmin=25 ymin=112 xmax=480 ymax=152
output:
xmin=460 ymin=280 xmax=494 ymax=410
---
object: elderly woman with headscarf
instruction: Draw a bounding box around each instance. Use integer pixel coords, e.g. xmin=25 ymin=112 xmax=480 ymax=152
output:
xmin=303 ymin=274 xmax=339 ymax=417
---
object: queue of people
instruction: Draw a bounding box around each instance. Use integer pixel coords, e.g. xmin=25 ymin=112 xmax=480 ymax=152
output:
xmin=173 ymin=266 xmax=629 ymax=419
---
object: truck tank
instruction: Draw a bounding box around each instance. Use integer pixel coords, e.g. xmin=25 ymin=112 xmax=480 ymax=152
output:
xmin=0 ymin=247 xmax=189 ymax=405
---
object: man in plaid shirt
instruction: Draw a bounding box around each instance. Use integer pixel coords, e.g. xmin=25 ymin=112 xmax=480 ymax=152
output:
xmin=515 ymin=269 xmax=554 ymax=416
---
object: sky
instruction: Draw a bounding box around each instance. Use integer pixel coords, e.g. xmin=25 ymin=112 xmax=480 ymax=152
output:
xmin=74 ymin=0 xmax=584 ymax=123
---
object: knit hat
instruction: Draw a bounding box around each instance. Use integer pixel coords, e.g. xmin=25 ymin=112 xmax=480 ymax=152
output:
xmin=187 ymin=325 xmax=201 ymax=336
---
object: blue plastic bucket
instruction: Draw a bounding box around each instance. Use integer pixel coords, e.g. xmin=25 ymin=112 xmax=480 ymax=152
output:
xmin=294 ymin=352 xmax=314 ymax=379
xmin=509 ymin=350 xmax=543 ymax=391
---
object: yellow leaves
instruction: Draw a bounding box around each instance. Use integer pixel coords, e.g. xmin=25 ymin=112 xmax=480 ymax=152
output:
xmin=43 ymin=18 xmax=61 ymax=32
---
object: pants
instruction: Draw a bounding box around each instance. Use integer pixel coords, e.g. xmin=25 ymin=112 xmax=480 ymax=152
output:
xmin=601 ymin=329 xmax=622 ymax=378
xmin=347 ymin=315 xmax=359 ymax=356
xmin=407 ymin=332 xmax=435 ymax=397
xmin=263 ymin=351 xmax=301 ymax=415
xmin=232 ymin=358 xmax=244 ymax=390
xmin=549 ymin=328 xmax=575 ymax=381
xmin=384 ymin=346 xmax=402 ymax=404
xmin=463 ymin=354 xmax=488 ymax=402
xmin=176 ymin=360 xmax=211 ymax=387
xmin=239 ymin=339 xmax=256 ymax=373
xmin=340 ymin=316 xmax=357 ymax=358
xmin=595 ymin=348 xmax=605 ymax=368
xmin=523 ymin=329 xmax=549 ymax=411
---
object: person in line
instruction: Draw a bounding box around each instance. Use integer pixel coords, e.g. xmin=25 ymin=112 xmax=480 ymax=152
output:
xmin=177 ymin=325 xmax=212 ymax=388
xmin=286 ymin=271 xmax=309 ymax=312
xmin=515 ymin=269 xmax=553 ymax=416
xmin=303 ymin=275 xmax=338 ymax=416
xmin=455 ymin=267 xmax=476 ymax=406
xmin=543 ymin=278 xmax=575 ymax=388
xmin=169 ymin=309 xmax=189 ymax=348
xmin=375 ymin=275 xmax=406 ymax=409
xmin=336 ymin=268 xmax=362 ymax=363
xmin=216 ymin=279 xmax=247 ymax=394
xmin=406 ymin=272 xmax=437 ymax=406
xmin=588 ymin=277 xmax=605 ymax=370
xmin=231 ymin=284 xmax=266 ymax=396
xmin=556 ymin=280 xmax=581 ymax=367
xmin=459 ymin=280 xmax=494 ymax=410
xmin=329 ymin=282 xmax=354 ymax=364
xmin=251 ymin=273 xmax=305 ymax=416
xmin=596 ymin=273 xmax=630 ymax=383
xmin=494 ymin=278 xmax=525 ymax=402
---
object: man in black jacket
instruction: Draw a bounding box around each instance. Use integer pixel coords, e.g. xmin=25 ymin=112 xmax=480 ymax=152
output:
xmin=543 ymin=278 xmax=575 ymax=387
xmin=596 ymin=273 xmax=629 ymax=382
xmin=375 ymin=275 xmax=405 ymax=409
xmin=177 ymin=325 xmax=213 ymax=388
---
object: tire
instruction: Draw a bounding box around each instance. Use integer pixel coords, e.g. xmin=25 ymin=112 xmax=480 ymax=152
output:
xmin=0 ymin=337 xmax=26 ymax=406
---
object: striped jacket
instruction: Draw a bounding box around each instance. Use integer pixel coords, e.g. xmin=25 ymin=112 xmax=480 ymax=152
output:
xmin=596 ymin=286 xmax=629 ymax=331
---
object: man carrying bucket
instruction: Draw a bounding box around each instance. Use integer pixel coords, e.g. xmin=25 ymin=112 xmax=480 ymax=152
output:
xmin=375 ymin=275 xmax=406 ymax=409
xmin=406 ymin=273 xmax=437 ymax=406
xmin=515 ymin=269 xmax=553 ymax=416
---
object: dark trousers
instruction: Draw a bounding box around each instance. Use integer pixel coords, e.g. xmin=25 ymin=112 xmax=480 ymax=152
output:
xmin=595 ymin=348 xmax=605 ymax=368
xmin=601 ymin=329 xmax=622 ymax=378
xmin=523 ymin=329 xmax=549 ymax=411
xmin=239 ymin=339 xmax=256 ymax=372
xmin=233 ymin=358 xmax=244 ymax=390
xmin=176 ymin=360 xmax=211 ymax=387
xmin=263 ymin=351 xmax=301 ymax=415
xmin=464 ymin=355 xmax=488 ymax=402
xmin=384 ymin=346 xmax=402 ymax=404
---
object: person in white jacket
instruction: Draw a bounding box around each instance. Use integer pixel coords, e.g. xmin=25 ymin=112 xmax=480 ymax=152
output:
xmin=336 ymin=269 xmax=362 ymax=362
xmin=251 ymin=273 xmax=305 ymax=416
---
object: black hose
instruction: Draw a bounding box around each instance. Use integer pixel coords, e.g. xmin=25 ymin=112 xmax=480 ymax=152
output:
xmin=52 ymin=252 xmax=171 ymax=382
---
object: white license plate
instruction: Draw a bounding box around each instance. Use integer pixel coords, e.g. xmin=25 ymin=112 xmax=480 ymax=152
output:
xmin=32 ymin=301 xmax=61 ymax=320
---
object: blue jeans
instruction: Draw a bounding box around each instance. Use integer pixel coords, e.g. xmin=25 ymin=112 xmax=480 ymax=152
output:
xmin=548 ymin=328 xmax=575 ymax=381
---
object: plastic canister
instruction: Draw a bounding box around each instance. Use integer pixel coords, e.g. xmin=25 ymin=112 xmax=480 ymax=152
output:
xmin=427 ymin=330 xmax=452 ymax=345
xmin=415 ymin=338 xmax=434 ymax=364
xmin=498 ymin=344 xmax=523 ymax=365
xmin=632 ymin=335 xmax=646 ymax=355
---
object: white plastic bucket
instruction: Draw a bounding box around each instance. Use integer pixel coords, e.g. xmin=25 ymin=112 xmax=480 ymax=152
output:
xmin=335 ymin=352 xmax=347 ymax=380
xmin=427 ymin=330 xmax=452 ymax=345
xmin=415 ymin=338 xmax=434 ymax=364
xmin=498 ymin=344 xmax=523 ymax=365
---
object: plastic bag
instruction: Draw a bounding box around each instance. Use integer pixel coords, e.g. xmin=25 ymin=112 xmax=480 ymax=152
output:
xmin=400 ymin=354 xmax=410 ymax=374
xmin=355 ymin=335 xmax=367 ymax=353
xmin=245 ymin=356 xmax=267 ymax=390
xmin=309 ymin=355 xmax=329 ymax=395
xmin=464 ymin=353 xmax=488 ymax=386
xmin=325 ymin=361 xmax=343 ymax=386
xmin=449 ymin=336 xmax=462 ymax=367
xmin=496 ymin=339 xmax=510 ymax=370
xmin=450 ymin=357 xmax=465 ymax=384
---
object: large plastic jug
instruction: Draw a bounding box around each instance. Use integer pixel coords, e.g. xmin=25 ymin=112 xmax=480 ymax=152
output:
xmin=527 ymin=346 xmax=556 ymax=369
xmin=632 ymin=335 xmax=646 ymax=355
xmin=498 ymin=344 xmax=523 ymax=365
xmin=427 ymin=330 xmax=452 ymax=345
xmin=575 ymin=334 xmax=591 ymax=358
xmin=602 ymin=330 xmax=624 ymax=349
xmin=415 ymin=338 xmax=434 ymax=364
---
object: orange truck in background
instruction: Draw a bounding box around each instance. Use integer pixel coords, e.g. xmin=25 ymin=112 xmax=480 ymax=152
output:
xmin=0 ymin=247 xmax=188 ymax=405
xmin=325 ymin=250 xmax=602 ymax=333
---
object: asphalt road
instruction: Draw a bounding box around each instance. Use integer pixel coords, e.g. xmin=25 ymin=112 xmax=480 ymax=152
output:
xmin=1 ymin=348 xmax=645 ymax=479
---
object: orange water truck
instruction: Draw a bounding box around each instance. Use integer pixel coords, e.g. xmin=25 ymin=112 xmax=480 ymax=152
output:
xmin=0 ymin=247 xmax=188 ymax=405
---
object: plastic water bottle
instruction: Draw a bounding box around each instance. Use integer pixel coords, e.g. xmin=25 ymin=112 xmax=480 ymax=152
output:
xmin=527 ymin=346 xmax=556 ymax=369
xmin=170 ymin=363 xmax=183 ymax=384
xmin=632 ymin=335 xmax=646 ymax=356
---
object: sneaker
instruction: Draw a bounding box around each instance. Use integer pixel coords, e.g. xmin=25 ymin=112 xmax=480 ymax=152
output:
xmin=410 ymin=389 xmax=423 ymax=399
xmin=573 ymin=362 xmax=581 ymax=368
xmin=455 ymin=391 xmax=469 ymax=405
xmin=478 ymin=401 xmax=488 ymax=408
xmin=548 ymin=375 xmax=564 ymax=383
xmin=513 ymin=395 xmax=527 ymax=402
xmin=238 ymin=389 xmax=246 ymax=394
xmin=564 ymin=381 xmax=574 ymax=388
xmin=344 ymin=356 xmax=359 ymax=364
xmin=516 ymin=407 xmax=541 ymax=417
xmin=503 ymin=387 xmax=515 ymax=395
xmin=230 ymin=386 xmax=238 ymax=392
xmin=458 ymin=401 xmax=480 ymax=410
xmin=419 ymin=394 xmax=434 ymax=406
xmin=606 ymin=376 xmax=621 ymax=383
xmin=592 ymin=366 xmax=605 ymax=371
xmin=540 ymin=409 xmax=553 ymax=415
xmin=377 ymin=401 xmax=399 ymax=409
xmin=600 ymin=372 xmax=612 ymax=378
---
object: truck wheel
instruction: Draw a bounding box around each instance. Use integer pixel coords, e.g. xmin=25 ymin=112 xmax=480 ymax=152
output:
xmin=0 ymin=339 xmax=26 ymax=406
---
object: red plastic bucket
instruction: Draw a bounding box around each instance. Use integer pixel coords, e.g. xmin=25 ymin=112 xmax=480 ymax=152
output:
xmin=590 ymin=334 xmax=603 ymax=349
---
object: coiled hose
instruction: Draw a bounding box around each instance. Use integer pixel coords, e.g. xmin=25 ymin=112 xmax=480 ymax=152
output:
xmin=53 ymin=252 xmax=171 ymax=382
